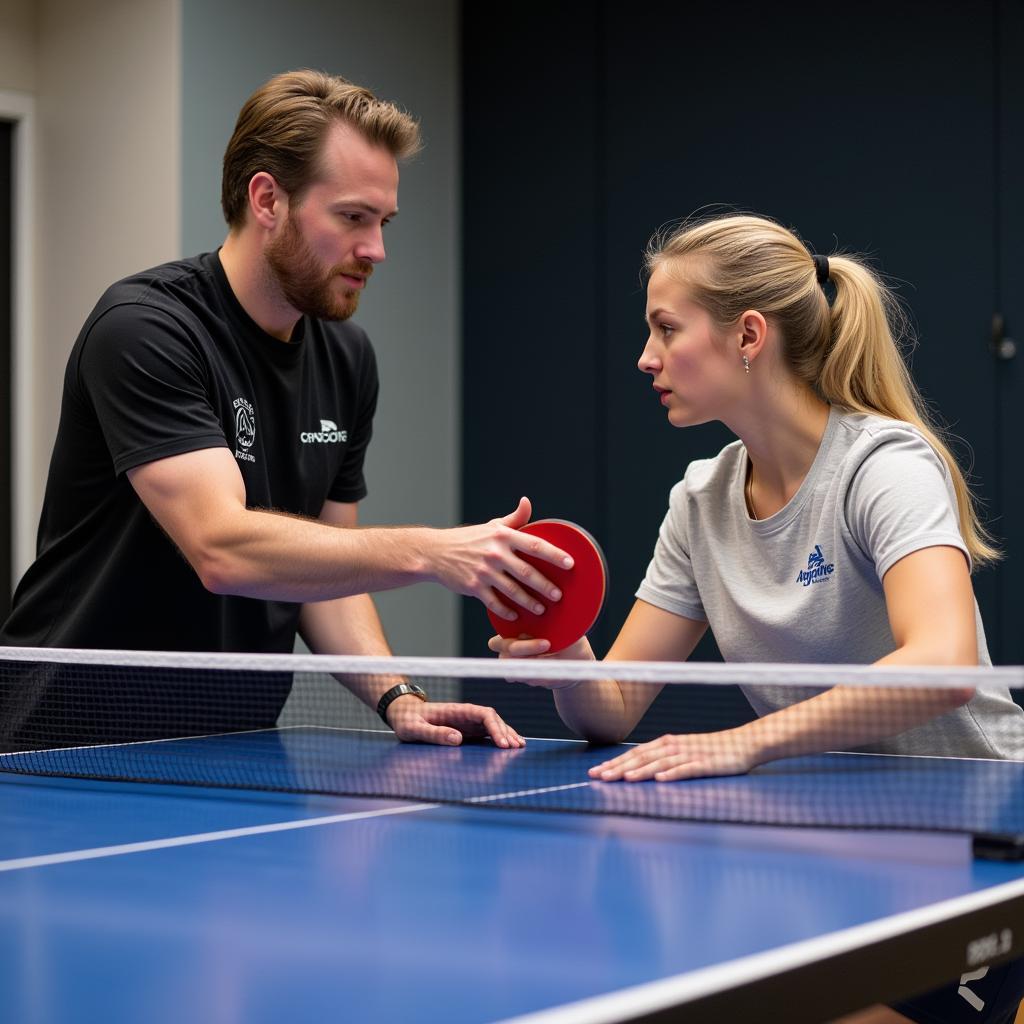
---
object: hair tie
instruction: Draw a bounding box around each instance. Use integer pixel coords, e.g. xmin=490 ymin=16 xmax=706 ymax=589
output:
xmin=812 ymin=254 xmax=830 ymax=285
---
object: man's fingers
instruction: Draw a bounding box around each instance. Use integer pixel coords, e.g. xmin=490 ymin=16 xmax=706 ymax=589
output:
xmin=453 ymin=704 xmax=524 ymax=748
xmin=476 ymin=706 xmax=526 ymax=748
xmin=490 ymin=573 xmax=547 ymax=615
xmin=498 ymin=496 xmax=532 ymax=530
xmin=418 ymin=703 xmax=526 ymax=750
xmin=483 ymin=590 xmax=518 ymax=621
xmin=396 ymin=718 xmax=463 ymax=746
xmin=507 ymin=556 xmax=564 ymax=603
xmin=492 ymin=497 xmax=572 ymax=573
xmin=510 ymin=531 xmax=574 ymax=572
xmin=438 ymin=505 xmax=573 ymax=613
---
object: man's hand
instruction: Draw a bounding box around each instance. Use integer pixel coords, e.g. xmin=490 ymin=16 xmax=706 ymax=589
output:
xmin=386 ymin=696 xmax=526 ymax=748
xmin=421 ymin=497 xmax=574 ymax=620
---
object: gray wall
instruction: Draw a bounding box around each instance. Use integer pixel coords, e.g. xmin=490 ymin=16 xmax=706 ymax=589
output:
xmin=181 ymin=0 xmax=461 ymax=655
xmin=1 ymin=0 xmax=181 ymax=578
xmin=0 ymin=0 xmax=35 ymax=92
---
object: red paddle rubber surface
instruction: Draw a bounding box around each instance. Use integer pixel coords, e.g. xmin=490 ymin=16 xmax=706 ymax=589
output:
xmin=487 ymin=519 xmax=608 ymax=654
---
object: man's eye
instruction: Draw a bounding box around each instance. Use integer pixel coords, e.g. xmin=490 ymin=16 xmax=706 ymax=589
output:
xmin=343 ymin=213 xmax=362 ymax=223
xmin=382 ymin=218 xmax=392 ymax=229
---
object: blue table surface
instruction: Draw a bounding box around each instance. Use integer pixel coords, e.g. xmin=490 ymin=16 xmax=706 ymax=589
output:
xmin=2 ymin=730 xmax=1024 ymax=1024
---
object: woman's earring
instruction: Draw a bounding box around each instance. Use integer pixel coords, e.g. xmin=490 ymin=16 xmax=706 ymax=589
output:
xmin=742 ymin=355 xmax=750 ymax=374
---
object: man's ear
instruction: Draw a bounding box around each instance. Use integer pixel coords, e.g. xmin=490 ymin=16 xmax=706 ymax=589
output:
xmin=247 ymin=171 xmax=286 ymax=230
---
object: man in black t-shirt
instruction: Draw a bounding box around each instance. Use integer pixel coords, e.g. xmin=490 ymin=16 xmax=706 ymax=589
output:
xmin=0 ymin=70 xmax=570 ymax=749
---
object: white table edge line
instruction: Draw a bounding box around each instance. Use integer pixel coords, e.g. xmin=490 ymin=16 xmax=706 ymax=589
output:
xmin=493 ymin=876 xmax=1024 ymax=1024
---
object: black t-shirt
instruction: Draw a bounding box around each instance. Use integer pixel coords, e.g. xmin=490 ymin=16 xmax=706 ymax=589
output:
xmin=2 ymin=251 xmax=379 ymax=655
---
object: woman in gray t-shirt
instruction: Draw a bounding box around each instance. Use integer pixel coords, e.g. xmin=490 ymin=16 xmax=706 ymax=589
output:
xmin=493 ymin=211 xmax=1022 ymax=771
xmin=490 ymin=211 xmax=1024 ymax=1024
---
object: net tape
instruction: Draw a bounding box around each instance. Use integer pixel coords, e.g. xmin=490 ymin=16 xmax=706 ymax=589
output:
xmin=1 ymin=646 xmax=1020 ymax=688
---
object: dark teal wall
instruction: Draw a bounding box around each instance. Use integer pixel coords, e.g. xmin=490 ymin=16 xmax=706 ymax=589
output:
xmin=461 ymin=0 xmax=1024 ymax=683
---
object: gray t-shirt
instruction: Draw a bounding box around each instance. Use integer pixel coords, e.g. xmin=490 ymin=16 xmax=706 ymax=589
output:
xmin=636 ymin=407 xmax=1024 ymax=759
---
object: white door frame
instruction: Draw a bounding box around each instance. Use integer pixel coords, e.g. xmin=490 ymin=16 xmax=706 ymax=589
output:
xmin=0 ymin=90 xmax=36 ymax=583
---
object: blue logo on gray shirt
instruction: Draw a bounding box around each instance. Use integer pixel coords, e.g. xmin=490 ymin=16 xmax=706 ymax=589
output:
xmin=796 ymin=545 xmax=835 ymax=586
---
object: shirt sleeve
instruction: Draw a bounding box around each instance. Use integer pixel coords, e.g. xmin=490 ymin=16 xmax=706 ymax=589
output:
xmin=327 ymin=332 xmax=379 ymax=504
xmin=635 ymin=478 xmax=708 ymax=621
xmin=844 ymin=428 xmax=970 ymax=579
xmin=75 ymin=302 xmax=227 ymax=475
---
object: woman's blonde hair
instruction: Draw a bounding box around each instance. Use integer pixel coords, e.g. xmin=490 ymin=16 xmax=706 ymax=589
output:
xmin=646 ymin=213 xmax=998 ymax=567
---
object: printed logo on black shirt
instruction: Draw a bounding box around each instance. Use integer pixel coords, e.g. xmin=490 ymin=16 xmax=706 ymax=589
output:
xmin=233 ymin=397 xmax=256 ymax=463
xmin=300 ymin=419 xmax=348 ymax=444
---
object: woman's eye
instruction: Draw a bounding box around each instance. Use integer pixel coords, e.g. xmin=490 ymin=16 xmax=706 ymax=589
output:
xmin=659 ymin=324 xmax=674 ymax=338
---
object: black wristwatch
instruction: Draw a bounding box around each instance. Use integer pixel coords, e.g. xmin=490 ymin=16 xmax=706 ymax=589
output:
xmin=376 ymin=682 xmax=429 ymax=724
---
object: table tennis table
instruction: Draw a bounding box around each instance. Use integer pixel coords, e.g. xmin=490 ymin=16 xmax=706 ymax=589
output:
xmin=2 ymin=727 xmax=1023 ymax=1023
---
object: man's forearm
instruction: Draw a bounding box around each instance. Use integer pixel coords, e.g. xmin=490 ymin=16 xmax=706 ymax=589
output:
xmin=197 ymin=507 xmax=435 ymax=601
xmin=130 ymin=452 xmax=567 ymax=617
xmin=299 ymin=594 xmax=412 ymax=713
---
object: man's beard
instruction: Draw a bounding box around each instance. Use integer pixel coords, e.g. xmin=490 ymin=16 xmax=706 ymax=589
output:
xmin=265 ymin=216 xmax=372 ymax=322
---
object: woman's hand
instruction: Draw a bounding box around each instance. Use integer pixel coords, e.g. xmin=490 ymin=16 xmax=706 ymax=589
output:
xmin=487 ymin=634 xmax=596 ymax=688
xmin=588 ymin=727 xmax=759 ymax=782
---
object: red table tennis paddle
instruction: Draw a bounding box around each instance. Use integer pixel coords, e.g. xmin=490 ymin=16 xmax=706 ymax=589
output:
xmin=487 ymin=519 xmax=608 ymax=654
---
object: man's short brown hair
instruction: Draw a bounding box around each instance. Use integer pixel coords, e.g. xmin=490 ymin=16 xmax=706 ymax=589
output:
xmin=221 ymin=69 xmax=421 ymax=228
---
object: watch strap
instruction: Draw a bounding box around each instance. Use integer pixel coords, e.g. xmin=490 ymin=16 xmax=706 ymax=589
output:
xmin=376 ymin=682 xmax=428 ymax=724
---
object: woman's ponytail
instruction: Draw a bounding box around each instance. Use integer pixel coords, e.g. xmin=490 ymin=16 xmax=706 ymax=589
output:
xmin=647 ymin=213 xmax=999 ymax=567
